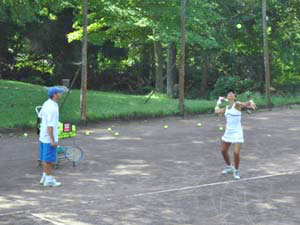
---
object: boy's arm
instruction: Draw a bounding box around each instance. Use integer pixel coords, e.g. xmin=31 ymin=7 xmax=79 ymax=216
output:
xmin=47 ymin=126 xmax=57 ymax=147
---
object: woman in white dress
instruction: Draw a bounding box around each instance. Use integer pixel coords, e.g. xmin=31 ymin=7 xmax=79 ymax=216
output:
xmin=214 ymin=90 xmax=256 ymax=180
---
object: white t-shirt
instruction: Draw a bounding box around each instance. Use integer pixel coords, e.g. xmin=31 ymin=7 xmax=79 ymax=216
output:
xmin=38 ymin=99 xmax=59 ymax=143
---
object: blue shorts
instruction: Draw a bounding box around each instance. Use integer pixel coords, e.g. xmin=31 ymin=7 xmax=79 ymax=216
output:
xmin=40 ymin=142 xmax=57 ymax=163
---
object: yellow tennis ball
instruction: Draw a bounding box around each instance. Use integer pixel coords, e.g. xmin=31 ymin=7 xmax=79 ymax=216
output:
xmin=85 ymin=131 xmax=90 ymax=136
xmin=236 ymin=24 xmax=242 ymax=29
xmin=164 ymin=125 xmax=168 ymax=129
xmin=197 ymin=123 xmax=202 ymax=127
xmin=107 ymin=128 xmax=112 ymax=131
xmin=219 ymin=127 xmax=224 ymax=131
xmin=24 ymin=133 xmax=28 ymax=137
xmin=114 ymin=132 xmax=119 ymax=136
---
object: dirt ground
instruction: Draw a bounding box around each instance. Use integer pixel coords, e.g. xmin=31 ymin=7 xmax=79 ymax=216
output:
xmin=0 ymin=107 xmax=300 ymax=225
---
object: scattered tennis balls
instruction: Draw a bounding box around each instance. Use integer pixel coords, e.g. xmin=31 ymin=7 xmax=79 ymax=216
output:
xmin=107 ymin=128 xmax=112 ymax=131
xmin=236 ymin=23 xmax=242 ymax=29
xmin=219 ymin=126 xmax=224 ymax=131
xmin=85 ymin=131 xmax=90 ymax=136
xmin=114 ymin=132 xmax=119 ymax=136
xmin=197 ymin=123 xmax=202 ymax=127
xmin=164 ymin=125 xmax=168 ymax=129
xmin=24 ymin=133 xmax=28 ymax=137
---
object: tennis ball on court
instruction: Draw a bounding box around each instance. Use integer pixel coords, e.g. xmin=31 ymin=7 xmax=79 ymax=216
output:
xmin=114 ymin=132 xmax=119 ymax=136
xmin=236 ymin=24 xmax=242 ymax=29
xmin=197 ymin=123 xmax=202 ymax=127
xmin=219 ymin=126 xmax=224 ymax=131
xmin=85 ymin=131 xmax=90 ymax=136
xmin=107 ymin=127 xmax=112 ymax=131
xmin=23 ymin=133 xmax=28 ymax=137
xmin=164 ymin=125 xmax=168 ymax=129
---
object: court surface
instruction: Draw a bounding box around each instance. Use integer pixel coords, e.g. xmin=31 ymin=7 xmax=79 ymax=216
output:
xmin=0 ymin=107 xmax=300 ymax=225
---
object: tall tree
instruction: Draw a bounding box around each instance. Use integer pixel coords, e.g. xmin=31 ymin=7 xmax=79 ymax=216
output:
xmin=166 ymin=42 xmax=176 ymax=97
xmin=154 ymin=41 xmax=164 ymax=93
xmin=179 ymin=0 xmax=186 ymax=115
xmin=199 ymin=54 xmax=209 ymax=97
xmin=81 ymin=0 xmax=88 ymax=121
xmin=262 ymin=0 xmax=272 ymax=109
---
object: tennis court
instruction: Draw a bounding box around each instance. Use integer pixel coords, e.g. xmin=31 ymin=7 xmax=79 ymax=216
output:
xmin=0 ymin=107 xmax=300 ymax=225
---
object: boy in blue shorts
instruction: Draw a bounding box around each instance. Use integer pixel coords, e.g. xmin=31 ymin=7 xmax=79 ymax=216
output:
xmin=38 ymin=87 xmax=64 ymax=187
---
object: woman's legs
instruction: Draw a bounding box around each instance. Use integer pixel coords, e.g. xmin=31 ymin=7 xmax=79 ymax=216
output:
xmin=221 ymin=142 xmax=231 ymax=165
xmin=233 ymin=143 xmax=241 ymax=169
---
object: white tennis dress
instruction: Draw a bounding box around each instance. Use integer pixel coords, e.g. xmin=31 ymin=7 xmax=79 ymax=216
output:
xmin=222 ymin=103 xmax=244 ymax=143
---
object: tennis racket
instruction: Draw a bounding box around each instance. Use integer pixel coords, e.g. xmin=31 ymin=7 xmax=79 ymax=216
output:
xmin=63 ymin=146 xmax=83 ymax=167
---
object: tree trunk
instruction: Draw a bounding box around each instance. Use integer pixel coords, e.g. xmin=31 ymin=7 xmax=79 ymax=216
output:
xmin=142 ymin=45 xmax=151 ymax=79
xmin=0 ymin=23 xmax=8 ymax=60
xmin=262 ymin=0 xmax=272 ymax=109
xmin=166 ymin=42 xmax=176 ymax=97
xmin=0 ymin=22 xmax=10 ymax=79
xmin=80 ymin=0 xmax=88 ymax=122
xmin=154 ymin=41 xmax=164 ymax=93
xmin=258 ymin=60 xmax=264 ymax=94
xmin=179 ymin=0 xmax=186 ymax=116
xmin=200 ymin=54 xmax=209 ymax=98
xmin=149 ymin=44 xmax=155 ymax=86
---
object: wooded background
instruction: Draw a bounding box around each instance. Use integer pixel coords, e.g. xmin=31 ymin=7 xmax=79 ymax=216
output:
xmin=1 ymin=0 xmax=299 ymax=99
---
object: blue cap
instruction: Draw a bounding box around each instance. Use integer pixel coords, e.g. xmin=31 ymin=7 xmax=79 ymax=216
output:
xmin=48 ymin=86 xmax=65 ymax=98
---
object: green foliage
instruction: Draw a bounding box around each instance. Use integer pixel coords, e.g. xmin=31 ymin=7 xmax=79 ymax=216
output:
xmin=211 ymin=76 xmax=256 ymax=98
xmin=1 ymin=0 xmax=300 ymax=98
xmin=15 ymin=54 xmax=54 ymax=74
xmin=1 ymin=80 xmax=300 ymax=129
xmin=273 ymin=79 xmax=300 ymax=94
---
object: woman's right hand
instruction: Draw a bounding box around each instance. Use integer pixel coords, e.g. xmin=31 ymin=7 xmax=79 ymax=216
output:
xmin=217 ymin=96 xmax=225 ymax=105
xmin=249 ymin=100 xmax=256 ymax=110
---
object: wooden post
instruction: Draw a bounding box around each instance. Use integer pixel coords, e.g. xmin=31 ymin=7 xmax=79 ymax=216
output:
xmin=80 ymin=0 xmax=88 ymax=121
xmin=179 ymin=0 xmax=186 ymax=116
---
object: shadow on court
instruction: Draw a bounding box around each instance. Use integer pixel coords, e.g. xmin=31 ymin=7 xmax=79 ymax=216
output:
xmin=0 ymin=108 xmax=300 ymax=225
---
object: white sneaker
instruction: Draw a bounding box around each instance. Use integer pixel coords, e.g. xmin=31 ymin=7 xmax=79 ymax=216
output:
xmin=233 ymin=169 xmax=240 ymax=180
xmin=40 ymin=175 xmax=46 ymax=185
xmin=43 ymin=176 xmax=62 ymax=187
xmin=222 ymin=165 xmax=234 ymax=175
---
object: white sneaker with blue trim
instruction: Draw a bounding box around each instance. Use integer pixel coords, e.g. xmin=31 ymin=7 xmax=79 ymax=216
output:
xmin=43 ymin=176 xmax=61 ymax=187
xmin=222 ymin=165 xmax=234 ymax=175
xmin=233 ymin=169 xmax=240 ymax=180
xmin=40 ymin=175 xmax=46 ymax=185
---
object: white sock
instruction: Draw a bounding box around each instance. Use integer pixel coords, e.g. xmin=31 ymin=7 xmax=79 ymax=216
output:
xmin=42 ymin=172 xmax=46 ymax=177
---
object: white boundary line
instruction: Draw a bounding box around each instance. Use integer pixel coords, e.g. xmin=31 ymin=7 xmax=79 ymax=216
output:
xmin=130 ymin=170 xmax=300 ymax=198
xmin=0 ymin=210 xmax=28 ymax=217
xmin=0 ymin=170 xmax=300 ymax=217
xmin=0 ymin=210 xmax=64 ymax=225
xmin=31 ymin=213 xmax=65 ymax=225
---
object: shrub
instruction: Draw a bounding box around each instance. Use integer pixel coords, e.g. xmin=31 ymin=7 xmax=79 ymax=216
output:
xmin=210 ymin=76 xmax=256 ymax=98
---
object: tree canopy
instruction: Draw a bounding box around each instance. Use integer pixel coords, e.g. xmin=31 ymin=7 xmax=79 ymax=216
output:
xmin=1 ymin=0 xmax=300 ymax=97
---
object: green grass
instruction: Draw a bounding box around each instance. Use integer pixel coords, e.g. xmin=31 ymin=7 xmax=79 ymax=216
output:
xmin=1 ymin=80 xmax=300 ymax=128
